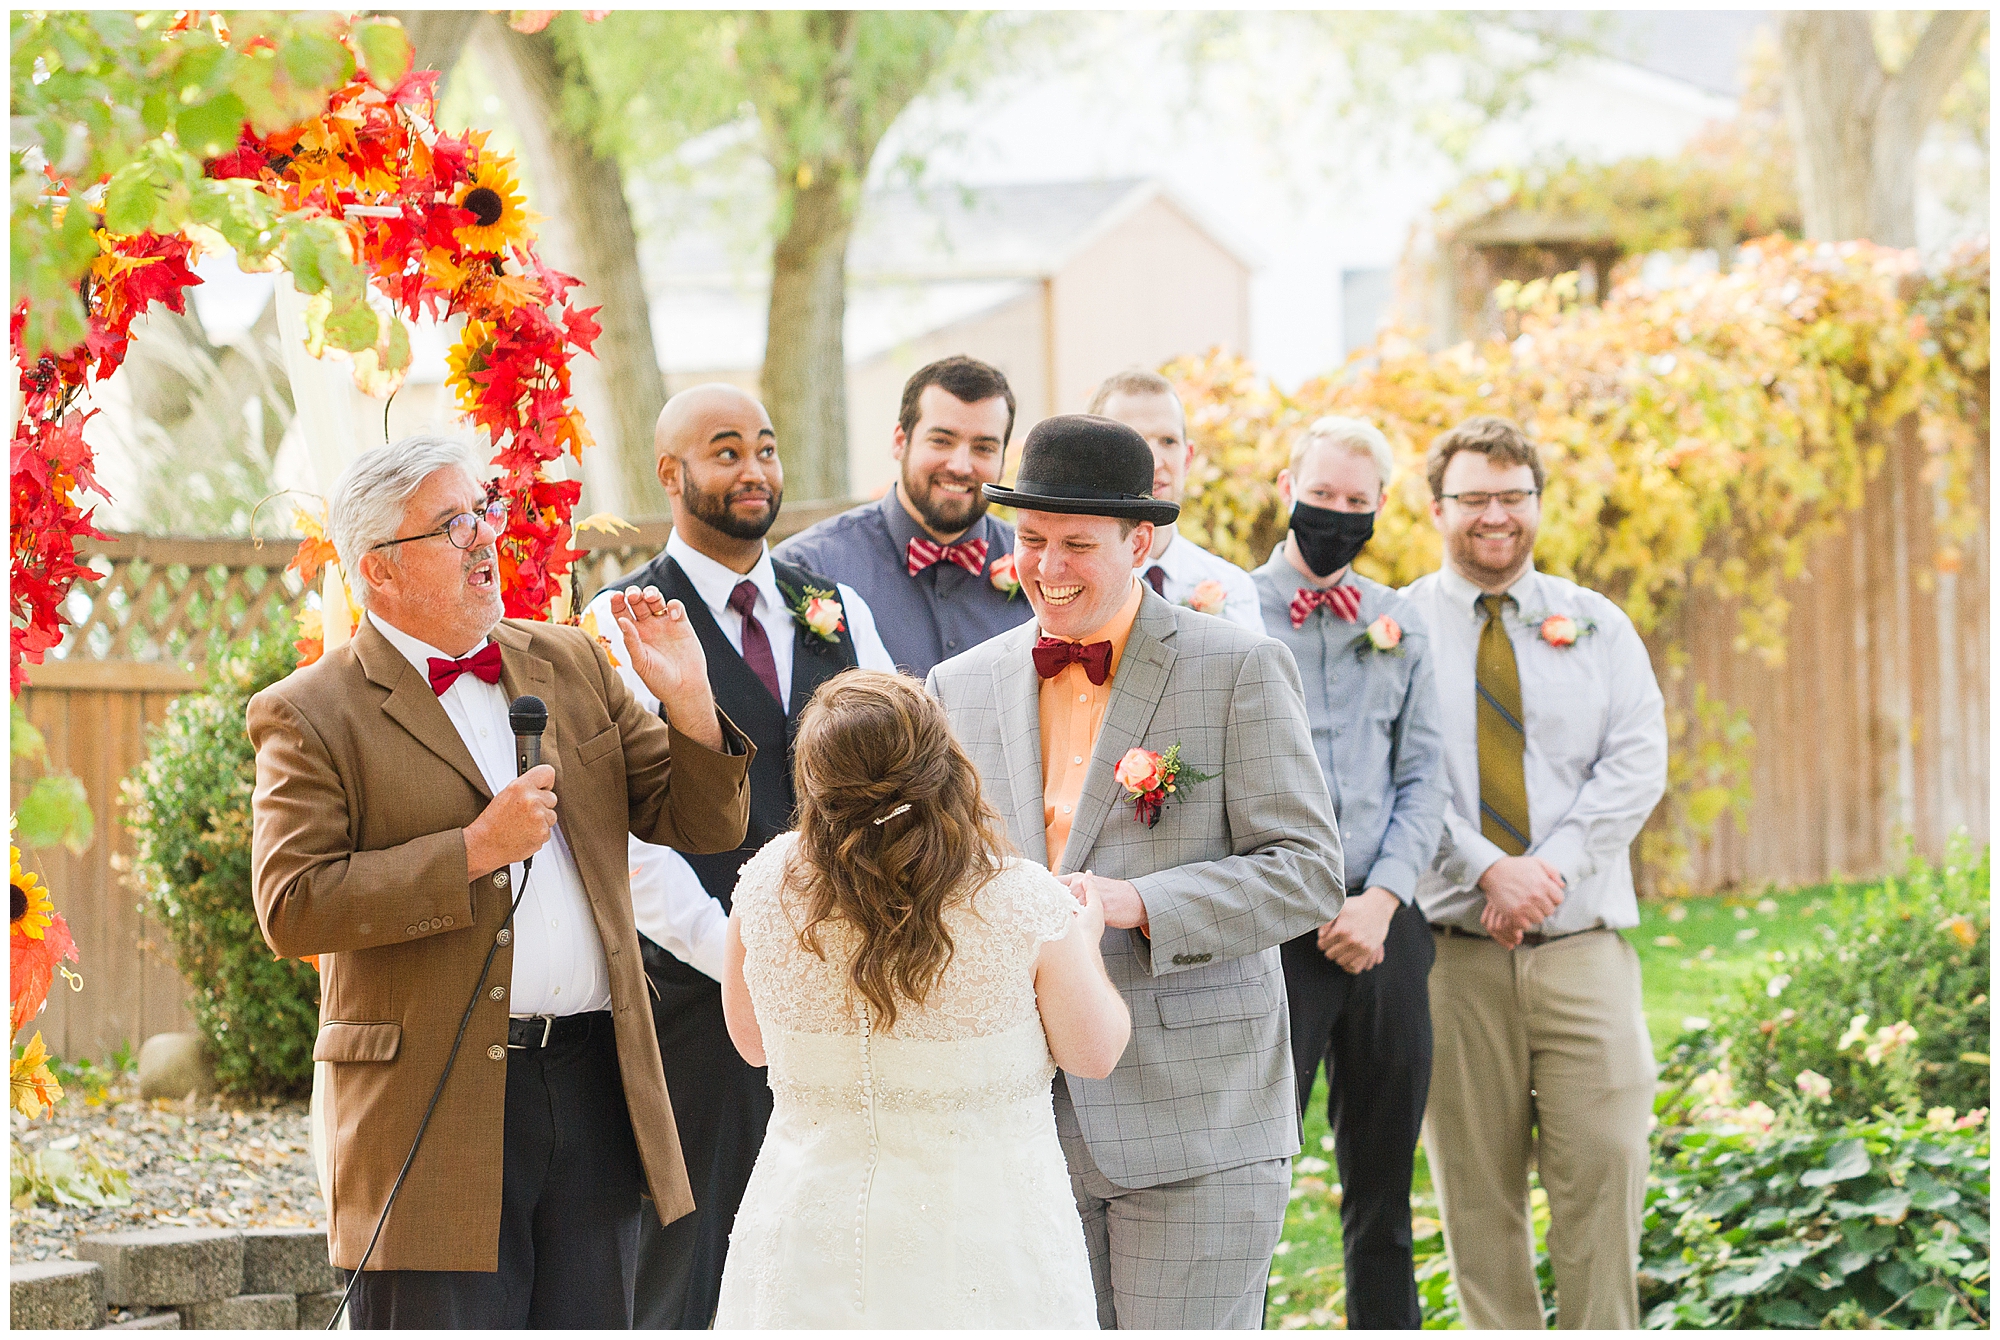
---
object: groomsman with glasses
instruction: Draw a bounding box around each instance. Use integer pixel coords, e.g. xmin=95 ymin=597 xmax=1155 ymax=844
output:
xmin=1250 ymin=416 xmax=1448 ymax=1330
xmin=1400 ymin=416 xmax=1667 ymax=1330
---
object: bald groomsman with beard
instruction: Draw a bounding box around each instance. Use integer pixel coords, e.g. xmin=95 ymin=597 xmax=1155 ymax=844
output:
xmin=585 ymin=385 xmax=896 ymax=1328
xmin=775 ymin=355 xmax=1034 ymax=677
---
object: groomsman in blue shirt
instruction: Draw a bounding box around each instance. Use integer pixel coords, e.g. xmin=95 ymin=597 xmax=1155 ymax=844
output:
xmin=1250 ymin=416 xmax=1449 ymax=1330
xmin=774 ymin=355 xmax=1034 ymax=677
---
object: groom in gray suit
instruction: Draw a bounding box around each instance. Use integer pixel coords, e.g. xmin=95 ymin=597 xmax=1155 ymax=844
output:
xmin=927 ymin=415 xmax=1344 ymax=1329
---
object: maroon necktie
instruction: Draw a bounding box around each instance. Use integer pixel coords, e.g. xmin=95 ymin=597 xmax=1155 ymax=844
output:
xmin=427 ymin=642 xmax=503 ymax=696
xmin=728 ymin=581 xmax=783 ymax=706
xmin=1144 ymin=565 xmax=1167 ymax=596
xmin=906 ymin=535 xmax=990 ymax=577
xmin=1290 ymin=584 xmax=1362 ymax=628
xmin=1032 ymin=636 xmax=1114 ymax=686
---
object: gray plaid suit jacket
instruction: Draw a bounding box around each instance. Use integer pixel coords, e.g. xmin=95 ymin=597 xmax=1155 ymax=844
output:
xmin=927 ymin=588 xmax=1345 ymax=1187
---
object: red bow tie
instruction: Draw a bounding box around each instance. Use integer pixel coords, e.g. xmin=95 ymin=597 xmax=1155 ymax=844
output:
xmin=907 ymin=535 xmax=989 ymax=577
xmin=1290 ymin=584 xmax=1362 ymax=628
xmin=427 ymin=642 xmax=503 ymax=696
xmin=1032 ymin=636 xmax=1113 ymax=686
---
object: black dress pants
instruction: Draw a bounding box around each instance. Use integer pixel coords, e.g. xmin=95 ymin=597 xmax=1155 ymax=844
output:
xmin=632 ymin=936 xmax=774 ymax=1329
xmin=343 ymin=1011 xmax=646 ymax=1329
xmin=1280 ymin=899 xmax=1436 ymax=1330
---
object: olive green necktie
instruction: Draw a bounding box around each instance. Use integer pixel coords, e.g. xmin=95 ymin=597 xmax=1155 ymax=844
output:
xmin=1476 ymin=594 xmax=1531 ymax=855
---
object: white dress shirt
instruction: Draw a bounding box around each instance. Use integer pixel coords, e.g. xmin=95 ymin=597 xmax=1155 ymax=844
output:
xmin=1144 ymin=525 xmax=1266 ymax=634
xmin=366 ymin=611 xmax=612 ymax=1014
xmin=1401 ymin=563 xmax=1667 ymax=936
xmin=582 ymin=532 xmax=896 ymax=980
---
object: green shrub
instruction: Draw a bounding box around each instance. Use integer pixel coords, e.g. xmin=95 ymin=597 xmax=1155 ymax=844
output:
xmin=124 ymin=626 xmax=319 ymax=1097
xmin=1662 ymin=843 xmax=1991 ymax=1121
xmin=1641 ymin=1110 xmax=1990 ymax=1329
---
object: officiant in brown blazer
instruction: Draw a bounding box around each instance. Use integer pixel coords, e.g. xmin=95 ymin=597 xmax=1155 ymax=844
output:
xmin=248 ymin=435 xmax=752 ymax=1329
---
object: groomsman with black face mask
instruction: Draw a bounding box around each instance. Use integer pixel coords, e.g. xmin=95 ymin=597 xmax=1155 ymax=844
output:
xmin=1250 ymin=417 xmax=1449 ymax=1330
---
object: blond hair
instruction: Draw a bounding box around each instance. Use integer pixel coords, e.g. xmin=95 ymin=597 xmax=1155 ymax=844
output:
xmin=1290 ymin=416 xmax=1395 ymax=493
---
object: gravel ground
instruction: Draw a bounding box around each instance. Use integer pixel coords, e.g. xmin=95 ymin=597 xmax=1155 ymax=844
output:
xmin=9 ymin=1077 xmax=325 ymax=1264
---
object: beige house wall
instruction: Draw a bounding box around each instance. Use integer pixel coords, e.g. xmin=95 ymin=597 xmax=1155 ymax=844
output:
xmin=1047 ymin=196 xmax=1250 ymax=417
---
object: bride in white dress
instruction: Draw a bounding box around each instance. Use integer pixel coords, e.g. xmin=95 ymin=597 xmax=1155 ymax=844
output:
xmin=713 ymin=670 xmax=1129 ymax=1329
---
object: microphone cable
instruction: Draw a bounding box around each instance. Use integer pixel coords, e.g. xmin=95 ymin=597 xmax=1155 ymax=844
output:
xmin=325 ymin=856 xmax=531 ymax=1329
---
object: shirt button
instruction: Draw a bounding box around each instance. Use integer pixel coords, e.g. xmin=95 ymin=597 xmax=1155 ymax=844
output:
xmin=496 ymin=929 xmax=512 ymax=947
xmin=1073 ymin=755 xmax=1084 ymax=765
xmin=553 ymin=986 xmax=561 ymax=996
xmin=1078 ymin=693 xmax=1088 ymax=703
xmin=487 ymin=1044 xmax=505 ymax=1062
xmin=490 ymin=986 xmax=505 ymax=1001
xmin=1061 ymin=804 xmax=1072 ymax=814
xmin=947 ymin=640 xmax=957 ymax=649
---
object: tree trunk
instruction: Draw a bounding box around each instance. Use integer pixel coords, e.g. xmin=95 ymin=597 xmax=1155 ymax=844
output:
xmin=481 ymin=16 xmax=670 ymax=516
xmin=1779 ymin=11 xmax=1986 ymax=246
xmin=762 ymin=176 xmax=856 ymax=502
xmin=390 ymin=9 xmax=481 ymax=78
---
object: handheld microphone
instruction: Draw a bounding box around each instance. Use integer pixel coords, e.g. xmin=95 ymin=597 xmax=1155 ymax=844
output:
xmin=510 ymin=695 xmax=547 ymax=776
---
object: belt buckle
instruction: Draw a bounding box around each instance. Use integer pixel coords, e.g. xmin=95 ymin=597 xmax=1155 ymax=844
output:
xmin=507 ymin=1014 xmax=555 ymax=1050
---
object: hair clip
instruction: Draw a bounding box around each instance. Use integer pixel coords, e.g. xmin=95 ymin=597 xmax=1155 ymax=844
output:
xmin=872 ymin=803 xmax=913 ymax=826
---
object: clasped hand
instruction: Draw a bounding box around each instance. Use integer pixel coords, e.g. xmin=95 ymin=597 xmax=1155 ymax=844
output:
xmin=1057 ymin=871 xmax=1147 ymax=932
xmin=610 ymin=586 xmax=723 ymax=750
xmin=1476 ymin=855 xmax=1566 ymax=949
xmin=1317 ymin=886 xmax=1400 ymax=973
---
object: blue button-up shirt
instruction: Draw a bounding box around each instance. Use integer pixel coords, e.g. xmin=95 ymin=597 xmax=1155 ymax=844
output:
xmin=1251 ymin=546 xmax=1448 ymax=903
xmin=773 ymin=490 xmax=1035 ymax=679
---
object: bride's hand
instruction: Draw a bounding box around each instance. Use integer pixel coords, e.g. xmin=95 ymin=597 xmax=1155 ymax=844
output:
xmin=1065 ymin=873 xmax=1107 ymax=942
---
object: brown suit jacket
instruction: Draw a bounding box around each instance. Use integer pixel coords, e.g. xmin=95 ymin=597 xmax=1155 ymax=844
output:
xmin=248 ymin=616 xmax=753 ymax=1273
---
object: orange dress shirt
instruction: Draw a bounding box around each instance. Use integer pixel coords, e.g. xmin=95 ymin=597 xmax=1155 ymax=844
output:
xmin=1038 ymin=578 xmax=1145 ymax=869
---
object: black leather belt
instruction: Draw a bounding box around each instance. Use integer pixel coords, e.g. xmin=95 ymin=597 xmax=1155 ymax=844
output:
xmin=1430 ymin=923 xmax=1598 ymax=949
xmin=507 ymin=1011 xmax=606 ymax=1050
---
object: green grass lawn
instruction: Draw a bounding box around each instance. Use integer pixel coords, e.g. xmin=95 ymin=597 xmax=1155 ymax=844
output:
xmin=1266 ymin=885 xmax=1839 ymax=1328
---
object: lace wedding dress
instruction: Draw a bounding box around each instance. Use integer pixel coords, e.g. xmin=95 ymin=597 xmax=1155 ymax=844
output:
xmin=713 ymin=833 xmax=1100 ymax=1329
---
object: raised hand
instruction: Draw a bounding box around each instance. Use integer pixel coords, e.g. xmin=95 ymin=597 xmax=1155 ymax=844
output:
xmin=611 ymin=586 xmax=723 ymax=750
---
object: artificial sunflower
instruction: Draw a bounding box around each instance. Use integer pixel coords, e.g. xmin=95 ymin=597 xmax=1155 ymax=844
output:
xmin=454 ymin=154 xmax=533 ymax=255
xmin=445 ymin=320 xmax=495 ymax=415
xmin=11 ymin=845 xmax=51 ymax=941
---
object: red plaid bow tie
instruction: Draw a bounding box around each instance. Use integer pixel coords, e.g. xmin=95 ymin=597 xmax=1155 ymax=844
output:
xmin=427 ymin=642 xmax=503 ymax=696
xmin=1290 ymin=584 xmax=1362 ymax=628
xmin=906 ymin=535 xmax=989 ymax=577
xmin=1032 ymin=636 xmax=1114 ymax=686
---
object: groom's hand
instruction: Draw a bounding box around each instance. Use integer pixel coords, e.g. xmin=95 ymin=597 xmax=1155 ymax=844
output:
xmin=1060 ymin=872 xmax=1147 ymax=932
xmin=612 ymin=586 xmax=724 ymax=751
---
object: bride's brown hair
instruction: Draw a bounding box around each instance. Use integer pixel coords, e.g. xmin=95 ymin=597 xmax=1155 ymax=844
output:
xmin=787 ymin=669 xmax=1008 ymax=1030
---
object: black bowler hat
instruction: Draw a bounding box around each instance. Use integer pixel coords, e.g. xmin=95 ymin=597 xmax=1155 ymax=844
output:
xmin=981 ymin=415 xmax=1180 ymax=525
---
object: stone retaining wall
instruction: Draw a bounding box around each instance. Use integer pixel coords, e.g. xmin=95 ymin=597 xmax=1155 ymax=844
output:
xmin=12 ymin=1226 xmax=341 ymax=1330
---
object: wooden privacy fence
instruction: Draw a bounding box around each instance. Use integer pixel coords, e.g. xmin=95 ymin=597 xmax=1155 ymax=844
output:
xmin=10 ymin=502 xmax=847 ymax=1063
xmin=11 ymin=463 xmax=1988 ymax=1062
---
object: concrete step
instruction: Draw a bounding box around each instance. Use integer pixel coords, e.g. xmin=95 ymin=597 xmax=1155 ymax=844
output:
xmin=10 ymin=1259 xmax=105 ymax=1329
xmin=77 ymin=1229 xmax=244 ymax=1308
xmin=241 ymin=1228 xmax=336 ymax=1296
xmin=178 ymin=1294 xmax=297 ymax=1330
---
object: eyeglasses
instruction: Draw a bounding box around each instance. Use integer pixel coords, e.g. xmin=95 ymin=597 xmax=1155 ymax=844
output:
xmin=1440 ymin=489 xmax=1539 ymax=512
xmin=370 ymin=501 xmax=508 ymax=553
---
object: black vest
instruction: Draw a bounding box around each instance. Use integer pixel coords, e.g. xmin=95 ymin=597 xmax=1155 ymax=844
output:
xmin=610 ymin=551 xmax=859 ymax=914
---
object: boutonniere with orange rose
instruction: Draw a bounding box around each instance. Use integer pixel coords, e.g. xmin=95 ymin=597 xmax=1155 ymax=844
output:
xmin=1352 ymin=613 xmax=1404 ymax=659
xmin=1182 ymin=580 xmax=1228 ymax=616
xmin=1114 ymin=743 xmax=1218 ymax=828
xmin=779 ymin=582 xmax=846 ymax=649
xmin=1521 ymin=610 xmax=1597 ymax=648
xmin=989 ymin=552 xmax=1024 ymax=599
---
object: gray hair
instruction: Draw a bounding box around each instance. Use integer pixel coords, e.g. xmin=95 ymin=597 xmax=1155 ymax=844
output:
xmin=1290 ymin=415 xmax=1396 ymax=493
xmin=329 ymin=435 xmax=483 ymax=606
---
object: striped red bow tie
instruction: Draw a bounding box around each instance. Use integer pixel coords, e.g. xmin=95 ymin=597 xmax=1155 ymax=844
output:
xmin=906 ymin=535 xmax=989 ymax=577
xmin=427 ymin=642 xmax=503 ymax=696
xmin=1032 ymin=636 xmax=1113 ymax=686
xmin=1290 ymin=584 xmax=1362 ymax=628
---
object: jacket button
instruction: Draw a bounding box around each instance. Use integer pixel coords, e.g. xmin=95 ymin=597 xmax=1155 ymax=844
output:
xmin=496 ymin=929 xmax=512 ymax=947
xmin=443 ymin=915 xmax=454 ymax=927
xmin=406 ymin=924 xmax=419 ymax=936
xmin=494 ymin=872 xmax=509 ymax=888
xmin=487 ymin=1044 xmax=506 ymax=1061
xmin=490 ymin=986 xmax=505 ymax=1001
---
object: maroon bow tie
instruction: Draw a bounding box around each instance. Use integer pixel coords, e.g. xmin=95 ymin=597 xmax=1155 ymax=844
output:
xmin=907 ymin=535 xmax=989 ymax=577
xmin=1033 ymin=636 xmax=1113 ymax=686
xmin=1290 ymin=584 xmax=1362 ymax=628
xmin=427 ymin=642 xmax=503 ymax=696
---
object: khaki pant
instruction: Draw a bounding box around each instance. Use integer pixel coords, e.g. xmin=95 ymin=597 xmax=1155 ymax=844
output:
xmin=1422 ymin=927 xmax=1655 ymax=1330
